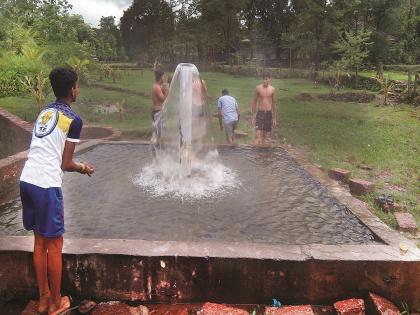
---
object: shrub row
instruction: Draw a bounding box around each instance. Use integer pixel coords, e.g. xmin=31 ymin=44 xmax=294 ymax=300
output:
xmin=383 ymin=64 xmax=420 ymax=72
xmin=0 ymin=69 xmax=27 ymax=97
xmin=200 ymin=64 xmax=381 ymax=91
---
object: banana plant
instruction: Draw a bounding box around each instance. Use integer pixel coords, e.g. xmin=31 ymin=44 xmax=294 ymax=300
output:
xmin=374 ymin=75 xmax=395 ymax=106
xmin=21 ymin=71 xmax=50 ymax=113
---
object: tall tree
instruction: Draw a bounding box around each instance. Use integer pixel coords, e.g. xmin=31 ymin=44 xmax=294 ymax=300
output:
xmin=333 ymin=29 xmax=372 ymax=85
xmin=242 ymin=0 xmax=293 ymax=61
xmin=198 ymin=0 xmax=247 ymax=62
xmin=120 ymin=0 xmax=175 ymax=63
xmin=289 ymin=0 xmax=336 ymax=68
xmin=95 ymin=16 xmax=123 ymax=61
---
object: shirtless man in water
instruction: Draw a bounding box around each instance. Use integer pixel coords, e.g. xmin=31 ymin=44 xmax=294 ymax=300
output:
xmin=252 ymin=73 xmax=277 ymax=145
xmin=151 ymin=69 xmax=166 ymax=122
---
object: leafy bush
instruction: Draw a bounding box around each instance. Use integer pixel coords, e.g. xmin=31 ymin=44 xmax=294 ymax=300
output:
xmin=0 ymin=70 xmax=24 ymax=97
xmin=43 ymin=42 xmax=94 ymax=67
xmin=0 ymin=54 xmax=46 ymax=97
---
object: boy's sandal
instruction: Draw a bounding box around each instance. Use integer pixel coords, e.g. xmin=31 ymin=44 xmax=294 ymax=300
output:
xmin=37 ymin=292 xmax=51 ymax=314
xmin=79 ymin=300 xmax=97 ymax=314
xmin=378 ymin=194 xmax=386 ymax=205
xmin=48 ymin=295 xmax=73 ymax=315
xmin=57 ymin=299 xmax=96 ymax=315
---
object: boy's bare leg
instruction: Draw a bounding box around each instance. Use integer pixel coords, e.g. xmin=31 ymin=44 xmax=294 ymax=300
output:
xmin=261 ymin=131 xmax=267 ymax=145
xmin=254 ymin=130 xmax=262 ymax=144
xmin=46 ymin=236 xmax=65 ymax=313
xmin=34 ymin=233 xmax=51 ymax=313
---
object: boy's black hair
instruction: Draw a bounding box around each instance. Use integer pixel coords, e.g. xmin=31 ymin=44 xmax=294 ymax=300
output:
xmin=262 ymin=72 xmax=271 ymax=79
xmin=49 ymin=67 xmax=78 ymax=98
xmin=154 ymin=69 xmax=164 ymax=82
xmin=222 ymin=89 xmax=229 ymax=95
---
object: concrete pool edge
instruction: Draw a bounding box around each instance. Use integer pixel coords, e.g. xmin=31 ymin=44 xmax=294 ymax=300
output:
xmin=1 ymin=236 xmax=420 ymax=261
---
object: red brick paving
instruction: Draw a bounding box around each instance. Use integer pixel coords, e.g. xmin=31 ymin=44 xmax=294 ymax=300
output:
xmin=367 ymin=292 xmax=400 ymax=315
xmin=334 ymin=298 xmax=365 ymax=315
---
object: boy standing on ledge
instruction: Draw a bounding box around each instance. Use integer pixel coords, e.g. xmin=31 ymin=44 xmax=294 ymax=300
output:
xmin=19 ymin=67 xmax=95 ymax=315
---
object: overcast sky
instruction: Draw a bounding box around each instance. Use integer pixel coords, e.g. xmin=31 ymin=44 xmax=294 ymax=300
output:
xmin=67 ymin=0 xmax=132 ymax=27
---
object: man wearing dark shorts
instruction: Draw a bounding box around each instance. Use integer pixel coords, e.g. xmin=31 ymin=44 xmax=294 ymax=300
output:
xmin=252 ymin=73 xmax=277 ymax=145
xmin=255 ymin=110 xmax=273 ymax=133
xmin=20 ymin=67 xmax=95 ymax=315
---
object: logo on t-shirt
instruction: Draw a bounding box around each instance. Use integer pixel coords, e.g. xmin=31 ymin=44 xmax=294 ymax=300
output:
xmin=34 ymin=108 xmax=59 ymax=138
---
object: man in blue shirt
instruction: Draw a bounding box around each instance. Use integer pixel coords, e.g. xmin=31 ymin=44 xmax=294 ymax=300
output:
xmin=217 ymin=89 xmax=240 ymax=144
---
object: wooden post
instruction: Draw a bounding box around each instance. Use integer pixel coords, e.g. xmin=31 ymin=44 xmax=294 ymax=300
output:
xmin=408 ymin=71 xmax=412 ymax=99
xmin=289 ymin=47 xmax=292 ymax=69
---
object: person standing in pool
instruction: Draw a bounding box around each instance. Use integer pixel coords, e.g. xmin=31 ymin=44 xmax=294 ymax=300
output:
xmin=252 ymin=72 xmax=277 ymax=145
xmin=19 ymin=67 xmax=95 ymax=315
xmin=218 ymin=89 xmax=240 ymax=144
xmin=192 ymin=75 xmax=208 ymax=117
xmin=191 ymin=75 xmax=208 ymax=143
xmin=151 ymin=69 xmax=166 ymax=122
xmin=151 ymin=69 xmax=167 ymax=153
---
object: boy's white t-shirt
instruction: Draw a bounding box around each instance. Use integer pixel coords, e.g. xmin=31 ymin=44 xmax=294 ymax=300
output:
xmin=20 ymin=101 xmax=83 ymax=188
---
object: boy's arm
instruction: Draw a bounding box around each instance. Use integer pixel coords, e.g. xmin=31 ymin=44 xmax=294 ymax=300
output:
xmin=217 ymin=98 xmax=223 ymax=130
xmin=61 ymin=141 xmax=95 ymax=175
xmin=236 ymin=101 xmax=240 ymax=121
xmin=62 ymin=117 xmax=94 ymax=175
xmin=272 ymin=88 xmax=277 ymax=128
xmin=201 ymin=79 xmax=208 ymax=102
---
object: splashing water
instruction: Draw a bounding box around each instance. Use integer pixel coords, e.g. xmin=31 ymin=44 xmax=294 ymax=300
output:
xmin=134 ymin=63 xmax=240 ymax=200
xmin=133 ymin=150 xmax=240 ymax=200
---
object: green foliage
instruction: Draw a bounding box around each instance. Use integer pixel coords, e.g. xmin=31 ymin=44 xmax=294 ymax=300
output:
xmin=374 ymin=75 xmax=395 ymax=106
xmin=332 ymin=30 xmax=372 ymax=75
xmin=66 ymin=56 xmax=90 ymax=84
xmin=401 ymin=301 xmax=410 ymax=315
xmin=0 ymin=53 xmax=46 ymax=97
xmin=20 ymin=70 xmax=50 ymax=113
xmin=95 ymin=16 xmax=125 ymax=61
xmin=1 ymin=20 xmax=37 ymax=54
xmin=120 ymin=0 xmax=175 ymax=62
xmin=0 ymin=70 xmax=26 ymax=97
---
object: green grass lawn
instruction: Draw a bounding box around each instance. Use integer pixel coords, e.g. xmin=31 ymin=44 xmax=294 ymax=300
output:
xmin=1 ymin=70 xmax=419 ymax=230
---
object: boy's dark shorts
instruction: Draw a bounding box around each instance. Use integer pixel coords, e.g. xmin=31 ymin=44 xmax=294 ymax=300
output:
xmin=255 ymin=110 xmax=272 ymax=132
xmin=20 ymin=181 xmax=64 ymax=238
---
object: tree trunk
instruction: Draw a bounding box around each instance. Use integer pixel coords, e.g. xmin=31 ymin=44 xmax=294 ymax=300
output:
xmin=408 ymin=71 xmax=412 ymax=99
xmin=355 ymin=67 xmax=359 ymax=89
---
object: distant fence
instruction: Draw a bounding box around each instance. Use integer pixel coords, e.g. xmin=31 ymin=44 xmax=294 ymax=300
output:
xmin=105 ymin=62 xmax=420 ymax=92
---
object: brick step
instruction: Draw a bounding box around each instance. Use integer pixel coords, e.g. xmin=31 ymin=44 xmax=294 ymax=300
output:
xmin=20 ymin=293 xmax=401 ymax=315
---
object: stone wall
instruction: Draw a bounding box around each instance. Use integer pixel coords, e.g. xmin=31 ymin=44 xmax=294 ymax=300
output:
xmin=0 ymin=240 xmax=419 ymax=311
xmin=0 ymin=108 xmax=32 ymax=160
xmin=0 ymin=108 xmax=32 ymax=202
